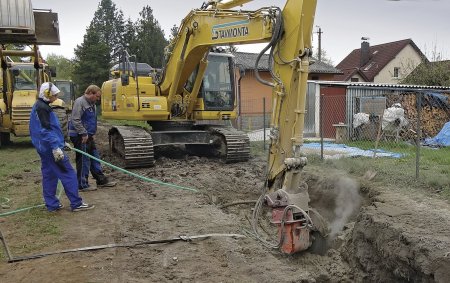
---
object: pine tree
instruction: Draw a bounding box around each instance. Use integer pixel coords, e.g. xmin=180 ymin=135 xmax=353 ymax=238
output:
xmin=122 ymin=18 xmax=137 ymax=53
xmin=90 ymin=0 xmax=125 ymax=59
xmin=72 ymin=29 xmax=110 ymax=93
xmin=169 ymin=25 xmax=179 ymax=42
xmin=72 ymin=0 xmax=124 ymax=91
xmin=133 ymin=6 xmax=168 ymax=68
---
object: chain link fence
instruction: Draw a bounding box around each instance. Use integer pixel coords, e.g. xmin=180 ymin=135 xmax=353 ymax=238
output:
xmin=239 ymin=90 xmax=450 ymax=188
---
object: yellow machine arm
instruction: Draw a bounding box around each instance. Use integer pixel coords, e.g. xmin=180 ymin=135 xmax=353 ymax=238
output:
xmin=103 ymin=0 xmax=321 ymax=253
xmin=157 ymin=0 xmax=320 ymax=254
xmin=160 ymin=0 xmax=316 ymax=185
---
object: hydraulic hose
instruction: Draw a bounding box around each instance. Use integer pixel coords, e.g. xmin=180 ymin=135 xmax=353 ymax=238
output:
xmin=67 ymin=144 xmax=198 ymax=193
xmin=254 ymin=7 xmax=284 ymax=87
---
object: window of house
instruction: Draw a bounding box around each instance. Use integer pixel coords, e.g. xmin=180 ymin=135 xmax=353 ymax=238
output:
xmin=351 ymin=77 xmax=359 ymax=82
xmin=363 ymin=62 xmax=374 ymax=71
xmin=393 ymin=67 xmax=400 ymax=78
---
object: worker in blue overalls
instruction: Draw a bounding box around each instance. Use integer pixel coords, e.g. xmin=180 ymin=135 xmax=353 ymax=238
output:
xmin=29 ymin=82 xmax=94 ymax=212
xmin=68 ymin=84 xmax=116 ymax=191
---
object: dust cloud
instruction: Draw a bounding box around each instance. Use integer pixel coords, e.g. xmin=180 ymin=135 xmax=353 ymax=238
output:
xmin=329 ymin=176 xmax=361 ymax=239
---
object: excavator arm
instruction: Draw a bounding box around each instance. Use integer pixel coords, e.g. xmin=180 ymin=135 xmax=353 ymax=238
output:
xmin=157 ymin=0 xmax=321 ymax=254
xmin=160 ymin=0 xmax=316 ymax=185
xmin=103 ymin=0 xmax=322 ymax=253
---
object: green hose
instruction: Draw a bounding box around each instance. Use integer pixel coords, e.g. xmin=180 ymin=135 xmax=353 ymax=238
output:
xmin=0 ymin=183 xmax=63 ymax=217
xmin=67 ymin=144 xmax=198 ymax=193
xmin=0 ymin=143 xmax=198 ymax=217
xmin=0 ymin=204 xmax=46 ymax=217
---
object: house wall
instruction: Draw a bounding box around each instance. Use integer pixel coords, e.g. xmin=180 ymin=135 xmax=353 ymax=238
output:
xmin=239 ymin=70 xmax=272 ymax=113
xmin=236 ymin=69 xmax=339 ymax=131
xmin=238 ymin=70 xmax=337 ymax=113
xmin=235 ymin=70 xmax=272 ymax=130
xmin=374 ymin=44 xmax=423 ymax=84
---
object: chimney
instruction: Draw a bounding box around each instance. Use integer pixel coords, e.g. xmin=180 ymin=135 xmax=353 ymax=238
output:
xmin=360 ymin=37 xmax=370 ymax=67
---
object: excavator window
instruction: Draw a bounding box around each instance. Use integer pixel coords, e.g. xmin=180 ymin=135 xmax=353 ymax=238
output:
xmin=200 ymin=55 xmax=234 ymax=110
xmin=11 ymin=66 xmax=37 ymax=90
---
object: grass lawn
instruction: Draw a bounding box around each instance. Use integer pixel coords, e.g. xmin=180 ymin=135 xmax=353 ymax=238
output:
xmin=0 ymin=137 xmax=67 ymax=258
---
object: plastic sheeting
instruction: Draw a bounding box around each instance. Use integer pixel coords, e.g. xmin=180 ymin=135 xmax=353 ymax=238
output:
xmin=301 ymin=142 xmax=403 ymax=159
xmin=353 ymin=113 xmax=370 ymax=128
xmin=424 ymin=122 xmax=450 ymax=147
xmin=382 ymin=104 xmax=408 ymax=132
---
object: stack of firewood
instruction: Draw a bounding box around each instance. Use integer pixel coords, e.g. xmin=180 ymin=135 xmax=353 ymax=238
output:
xmin=386 ymin=92 xmax=450 ymax=138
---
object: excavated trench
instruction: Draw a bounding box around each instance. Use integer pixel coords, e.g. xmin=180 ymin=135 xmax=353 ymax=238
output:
xmin=290 ymin=169 xmax=449 ymax=282
xmin=205 ymin=163 xmax=450 ymax=282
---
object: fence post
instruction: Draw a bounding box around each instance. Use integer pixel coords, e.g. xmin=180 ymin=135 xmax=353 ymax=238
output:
xmin=320 ymin=94 xmax=324 ymax=160
xmin=415 ymin=92 xmax=422 ymax=179
xmin=263 ymin=97 xmax=266 ymax=150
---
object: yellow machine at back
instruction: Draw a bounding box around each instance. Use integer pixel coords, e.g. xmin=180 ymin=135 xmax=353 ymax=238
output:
xmin=0 ymin=0 xmax=60 ymax=146
xmin=0 ymin=46 xmax=55 ymax=143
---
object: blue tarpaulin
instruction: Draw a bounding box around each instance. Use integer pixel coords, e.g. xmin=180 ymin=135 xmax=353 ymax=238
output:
xmin=302 ymin=142 xmax=403 ymax=158
xmin=424 ymin=122 xmax=450 ymax=147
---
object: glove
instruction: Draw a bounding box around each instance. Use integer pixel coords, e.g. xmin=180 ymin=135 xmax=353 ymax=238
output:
xmin=63 ymin=142 xmax=71 ymax=151
xmin=52 ymin=148 xmax=65 ymax=162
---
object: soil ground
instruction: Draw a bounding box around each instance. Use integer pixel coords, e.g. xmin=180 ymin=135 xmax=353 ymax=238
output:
xmin=0 ymin=122 xmax=449 ymax=282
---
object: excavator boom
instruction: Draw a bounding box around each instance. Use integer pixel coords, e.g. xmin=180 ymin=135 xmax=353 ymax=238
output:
xmin=102 ymin=0 xmax=322 ymax=254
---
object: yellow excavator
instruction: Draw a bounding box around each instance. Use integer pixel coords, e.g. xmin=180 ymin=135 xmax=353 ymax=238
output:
xmin=0 ymin=45 xmax=54 ymax=145
xmin=103 ymin=0 xmax=326 ymax=254
xmin=0 ymin=0 xmax=60 ymax=146
xmin=102 ymin=48 xmax=244 ymax=167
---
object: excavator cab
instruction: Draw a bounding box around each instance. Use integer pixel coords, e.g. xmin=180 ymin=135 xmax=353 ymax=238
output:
xmin=184 ymin=51 xmax=235 ymax=113
xmin=53 ymin=80 xmax=77 ymax=111
xmin=199 ymin=53 xmax=234 ymax=111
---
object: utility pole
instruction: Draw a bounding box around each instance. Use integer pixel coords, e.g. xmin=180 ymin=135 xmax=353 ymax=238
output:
xmin=316 ymin=26 xmax=323 ymax=61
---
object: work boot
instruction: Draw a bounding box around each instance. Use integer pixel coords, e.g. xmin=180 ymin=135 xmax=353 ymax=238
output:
xmin=49 ymin=203 xmax=64 ymax=212
xmin=97 ymin=180 xmax=117 ymax=188
xmin=79 ymin=185 xmax=97 ymax=192
xmin=72 ymin=203 xmax=95 ymax=212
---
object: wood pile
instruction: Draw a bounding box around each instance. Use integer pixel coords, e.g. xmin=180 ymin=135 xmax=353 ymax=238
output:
xmin=386 ymin=92 xmax=450 ymax=138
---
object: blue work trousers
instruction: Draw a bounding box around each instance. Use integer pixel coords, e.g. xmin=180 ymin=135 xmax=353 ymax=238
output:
xmin=39 ymin=152 xmax=83 ymax=211
xmin=70 ymin=136 xmax=107 ymax=189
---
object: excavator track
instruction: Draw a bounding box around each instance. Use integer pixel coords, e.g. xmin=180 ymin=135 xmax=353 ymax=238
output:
xmin=210 ymin=127 xmax=250 ymax=163
xmin=108 ymin=126 xmax=155 ymax=168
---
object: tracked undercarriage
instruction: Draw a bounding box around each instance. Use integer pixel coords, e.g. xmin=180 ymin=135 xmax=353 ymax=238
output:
xmin=108 ymin=122 xmax=250 ymax=168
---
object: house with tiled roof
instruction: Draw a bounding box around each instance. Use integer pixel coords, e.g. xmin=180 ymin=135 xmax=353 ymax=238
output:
xmin=334 ymin=38 xmax=427 ymax=84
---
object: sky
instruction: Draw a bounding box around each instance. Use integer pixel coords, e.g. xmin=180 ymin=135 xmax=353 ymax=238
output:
xmin=35 ymin=0 xmax=450 ymax=65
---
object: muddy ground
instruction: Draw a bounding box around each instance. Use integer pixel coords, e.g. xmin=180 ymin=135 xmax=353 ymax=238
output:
xmin=0 ymin=122 xmax=449 ymax=282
